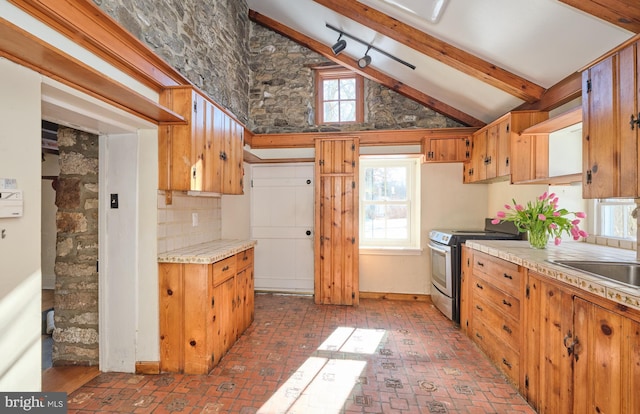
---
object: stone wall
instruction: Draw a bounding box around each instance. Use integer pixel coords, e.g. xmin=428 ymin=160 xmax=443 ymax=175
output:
xmin=248 ymin=23 xmax=462 ymax=134
xmin=52 ymin=127 xmax=99 ymax=366
xmin=95 ymin=0 xmax=250 ymax=124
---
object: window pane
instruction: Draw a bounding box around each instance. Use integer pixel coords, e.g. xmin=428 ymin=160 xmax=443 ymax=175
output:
xmin=323 ymin=102 xmax=339 ymax=123
xmin=599 ymin=200 xmax=637 ymax=239
xmin=339 ymin=78 xmax=356 ymax=99
xmin=362 ymin=204 xmax=408 ymax=240
xmin=339 ymin=101 xmax=356 ymax=122
xmin=323 ymin=79 xmax=339 ymax=101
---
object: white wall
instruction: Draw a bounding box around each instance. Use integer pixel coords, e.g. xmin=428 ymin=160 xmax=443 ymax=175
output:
xmin=360 ymin=162 xmax=489 ymax=294
xmin=0 ymin=58 xmax=43 ymax=391
xmin=222 ymin=163 xmax=251 ymax=240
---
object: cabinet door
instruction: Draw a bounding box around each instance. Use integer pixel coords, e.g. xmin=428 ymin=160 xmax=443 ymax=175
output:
xmin=314 ymin=138 xmax=359 ymax=305
xmin=223 ymin=119 xmax=244 ymax=194
xmin=524 ymin=272 xmax=574 ymax=413
xmin=212 ymin=276 xmax=235 ymax=362
xmin=617 ymin=42 xmax=639 ymax=197
xmin=573 ymin=297 xmax=640 ymax=414
xmin=423 ymin=137 xmax=469 ymax=162
xmin=485 ymin=124 xmax=498 ymax=179
xmin=582 ymin=55 xmax=619 ymax=198
xmin=468 ymin=130 xmax=487 ymax=182
xmin=495 ymin=119 xmax=511 ymax=177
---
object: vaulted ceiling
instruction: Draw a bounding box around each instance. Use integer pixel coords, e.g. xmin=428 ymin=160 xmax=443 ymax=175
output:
xmin=247 ymin=0 xmax=638 ymax=126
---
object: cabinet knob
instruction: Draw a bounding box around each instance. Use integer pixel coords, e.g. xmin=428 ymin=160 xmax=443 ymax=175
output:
xmin=189 ymin=340 xmax=196 ymax=347
xmin=306 ymin=230 xmax=311 ymax=236
xmin=167 ymin=289 xmax=173 ymax=296
xmin=306 ymin=179 xmax=311 ymax=184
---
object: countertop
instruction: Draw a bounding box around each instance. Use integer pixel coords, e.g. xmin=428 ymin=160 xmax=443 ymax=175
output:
xmin=465 ymin=240 xmax=640 ymax=311
xmin=158 ymin=239 xmax=257 ymax=264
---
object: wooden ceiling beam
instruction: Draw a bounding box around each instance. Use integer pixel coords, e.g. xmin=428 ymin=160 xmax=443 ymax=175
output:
xmin=560 ymin=0 xmax=640 ymax=34
xmin=249 ymin=10 xmax=485 ymax=127
xmin=312 ymin=0 xmax=545 ymax=103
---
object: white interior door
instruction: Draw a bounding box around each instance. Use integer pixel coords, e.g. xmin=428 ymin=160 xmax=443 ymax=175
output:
xmin=251 ymin=164 xmax=314 ymax=292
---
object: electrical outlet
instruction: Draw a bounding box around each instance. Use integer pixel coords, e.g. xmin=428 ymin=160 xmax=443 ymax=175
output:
xmin=192 ymin=212 xmax=199 ymax=227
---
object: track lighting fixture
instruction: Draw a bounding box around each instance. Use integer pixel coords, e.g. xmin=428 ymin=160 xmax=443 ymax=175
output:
xmin=358 ymin=47 xmax=372 ymax=68
xmin=331 ymin=34 xmax=347 ymax=55
xmin=325 ymin=23 xmax=416 ymax=70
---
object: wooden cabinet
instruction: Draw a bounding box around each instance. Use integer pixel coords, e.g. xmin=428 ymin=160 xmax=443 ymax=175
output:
xmin=422 ymin=135 xmax=471 ymax=162
xmin=159 ymin=86 xmax=244 ymax=195
xmin=581 ymin=40 xmax=639 ymax=198
xmin=159 ymin=247 xmax=254 ymax=374
xmin=464 ymin=111 xmax=548 ymax=183
xmin=314 ymin=137 xmax=359 ymax=305
xmin=468 ymin=251 xmax=523 ymax=386
xmin=524 ymin=270 xmax=640 ymax=413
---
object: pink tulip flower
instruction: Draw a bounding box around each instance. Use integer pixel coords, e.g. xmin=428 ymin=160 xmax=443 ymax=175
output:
xmin=497 ymin=211 xmax=506 ymax=218
xmin=576 ymin=212 xmax=586 ymax=218
xmin=537 ymin=214 xmax=546 ymax=221
xmin=515 ymin=204 xmax=524 ymax=211
xmin=554 ymin=237 xmax=562 ymax=246
xmin=491 ymin=218 xmax=501 ymax=225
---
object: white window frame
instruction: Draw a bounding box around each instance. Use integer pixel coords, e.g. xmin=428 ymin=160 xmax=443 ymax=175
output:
xmin=591 ymin=198 xmax=638 ymax=240
xmin=359 ymin=155 xmax=421 ymax=250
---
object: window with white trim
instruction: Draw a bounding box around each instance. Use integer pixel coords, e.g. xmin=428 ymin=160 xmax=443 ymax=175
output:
xmin=593 ymin=198 xmax=637 ymax=240
xmin=315 ymin=67 xmax=364 ymax=124
xmin=359 ymin=156 xmax=420 ymax=249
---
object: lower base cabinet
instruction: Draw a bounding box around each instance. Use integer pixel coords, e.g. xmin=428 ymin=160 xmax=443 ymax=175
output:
xmin=159 ymin=248 xmax=254 ymax=374
xmin=467 ymin=254 xmax=640 ymax=413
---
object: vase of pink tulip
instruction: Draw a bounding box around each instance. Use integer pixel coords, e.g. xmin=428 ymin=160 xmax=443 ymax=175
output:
xmin=492 ymin=191 xmax=588 ymax=249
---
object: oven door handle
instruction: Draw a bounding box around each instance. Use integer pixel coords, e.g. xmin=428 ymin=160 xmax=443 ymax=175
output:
xmin=427 ymin=242 xmax=449 ymax=255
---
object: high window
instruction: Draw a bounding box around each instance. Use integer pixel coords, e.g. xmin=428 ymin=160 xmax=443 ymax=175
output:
xmin=315 ymin=67 xmax=364 ymax=124
xmin=593 ymin=198 xmax=637 ymax=240
xmin=359 ymin=156 xmax=420 ymax=249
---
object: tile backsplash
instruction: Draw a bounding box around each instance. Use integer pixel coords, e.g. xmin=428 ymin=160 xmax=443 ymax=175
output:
xmin=157 ymin=191 xmax=221 ymax=254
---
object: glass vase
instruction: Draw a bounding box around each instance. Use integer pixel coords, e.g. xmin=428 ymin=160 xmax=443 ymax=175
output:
xmin=527 ymin=229 xmax=549 ymax=249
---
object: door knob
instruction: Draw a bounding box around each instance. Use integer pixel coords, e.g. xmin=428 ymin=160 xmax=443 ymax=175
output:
xmin=306 ymin=230 xmax=311 ymax=236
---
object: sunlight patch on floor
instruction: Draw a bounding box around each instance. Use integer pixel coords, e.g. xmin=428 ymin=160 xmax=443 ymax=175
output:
xmin=257 ymin=327 xmax=386 ymax=413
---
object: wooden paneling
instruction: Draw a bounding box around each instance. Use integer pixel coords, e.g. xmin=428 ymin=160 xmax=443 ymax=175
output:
xmin=315 ymin=138 xmax=359 ymax=305
xmin=159 ymin=263 xmax=184 ymax=373
xmin=560 ymin=0 xmax=640 ymax=33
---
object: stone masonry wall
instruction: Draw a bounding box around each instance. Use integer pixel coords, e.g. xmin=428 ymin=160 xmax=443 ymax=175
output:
xmin=95 ymin=0 xmax=250 ymax=124
xmin=52 ymin=127 xmax=99 ymax=366
xmin=249 ymin=23 xmax=462 ymax=134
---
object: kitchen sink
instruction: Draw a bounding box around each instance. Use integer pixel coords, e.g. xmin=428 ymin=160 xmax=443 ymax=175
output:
xmin=549 ymin=260 xmax=640 ymax=288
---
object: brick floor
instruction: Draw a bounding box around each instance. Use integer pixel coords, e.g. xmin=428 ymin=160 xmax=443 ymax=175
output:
xmin=67 ymin=293 xmax=535 ymax=413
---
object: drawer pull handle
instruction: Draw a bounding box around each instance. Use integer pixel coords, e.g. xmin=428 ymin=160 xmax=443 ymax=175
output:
xmin=503 ymin=273 xmax=513 ymax=280
xmin=475 ymin=305 xmax=483 ymax=312
xmin=502 ymin=358 xmax=512 ymax=369
xmin=502 ymin=325 xmax=512 ymax=334
xmin=167 ymin=289 xmax=173 ymax=296
xmin=222 ymin=265 xmax=229 ymax=271
xmin=476 ymin=261 xmax=485 ymax=267
xmin=502 ymin=299 xmax=512 ymax=307
xmin=475 ymin=283 xmax=484 ymax=290
xmin=475 ymin=332 xmax=483 ymax=340
xmin=189 ymin=340 xmax=196 ymax=347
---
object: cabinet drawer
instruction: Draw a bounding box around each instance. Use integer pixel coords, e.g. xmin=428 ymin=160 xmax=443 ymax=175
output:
xmin=472 ymin=294 xmax=520 ymax=350
xmin=473 ymin=319 xmax=519 ymax=385
xmin=473 ymin=252 xmax=521 ymax=297
xmin=473 ymin=272 xmax=520 ymax=321
xmin=212 ymin=256 xmax=236 ymax=286
xmin=236 ymin=248 xmax=254 ymax=271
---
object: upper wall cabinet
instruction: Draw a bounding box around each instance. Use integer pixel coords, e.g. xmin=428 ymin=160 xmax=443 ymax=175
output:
xmin=582 ymin=40 xmax=639 ymax=198
xmin=159 ymin=86 xmax=244 ymax=195
xmin=515 ymin=107 xmax=582 ymax=185
xmin=464 ymin=111 xmax=548 ymax=183
xmin=422 ymin=135 xmax=472 ymax=162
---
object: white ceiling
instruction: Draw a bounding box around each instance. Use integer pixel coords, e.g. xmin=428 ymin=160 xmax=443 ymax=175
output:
xmin=247 ymin=0 xmax=633 ymax=124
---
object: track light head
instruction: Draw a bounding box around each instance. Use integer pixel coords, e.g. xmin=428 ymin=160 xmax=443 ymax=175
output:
xmin=358 ymin=48 xmax=372 ymax=68
xmin=331 ymin=35 xmax=346 ymax=55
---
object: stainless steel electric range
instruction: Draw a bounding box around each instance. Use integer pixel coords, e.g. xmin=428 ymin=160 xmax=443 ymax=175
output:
xmin=427 ymin=219 xmax=522 ymax=324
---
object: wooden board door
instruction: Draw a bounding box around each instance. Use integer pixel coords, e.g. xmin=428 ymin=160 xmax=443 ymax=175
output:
xmin=523 ymin=272 xmax=574 ymax=413
xmin=314 ymin=137 xmax=359 ymax=305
